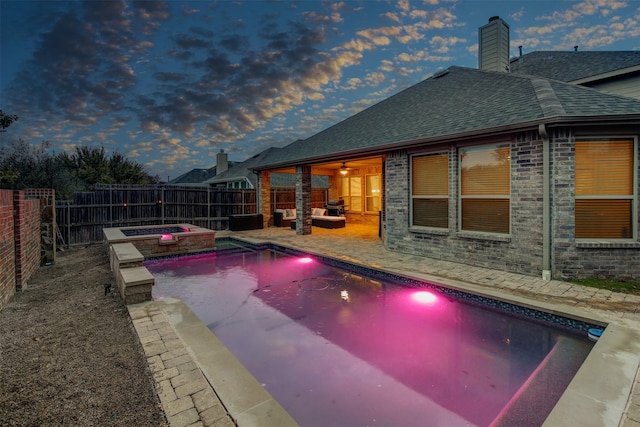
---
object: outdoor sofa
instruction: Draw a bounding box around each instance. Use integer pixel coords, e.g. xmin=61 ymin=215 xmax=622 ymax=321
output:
xmin=274 ymin=208 xmax=345 ymax=229
xmin=273 ymin=209 xmax=296 ymax=227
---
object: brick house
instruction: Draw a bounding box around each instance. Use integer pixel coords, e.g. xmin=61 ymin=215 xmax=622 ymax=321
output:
xmin=253 ymin=18 xmax=640 ymax=282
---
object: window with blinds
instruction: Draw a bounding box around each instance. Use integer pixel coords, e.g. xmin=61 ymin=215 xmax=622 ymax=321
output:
xmin=411 ymin=153 xmax=448 ymax=228
xmin=365 ymin=175 xmax=381 ymax=212
xmin=339 ymin=176 xmax=362 ymax=213
xmin=575 ymin=139 xmax=635 ymax=239
xmin=459 ymin=144 xmax=510 ymax=234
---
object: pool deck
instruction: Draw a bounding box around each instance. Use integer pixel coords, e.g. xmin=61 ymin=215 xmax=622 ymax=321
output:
xmin=128 ymin=224 xmax=640 ymax=427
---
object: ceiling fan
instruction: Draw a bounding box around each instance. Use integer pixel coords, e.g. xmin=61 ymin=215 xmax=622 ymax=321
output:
xmin=339 ymin=162 xmax=349 ymax=175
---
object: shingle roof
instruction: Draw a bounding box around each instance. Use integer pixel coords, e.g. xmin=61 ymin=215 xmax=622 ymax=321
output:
xmin=169 ymin=166 xmax=217 ymax=184
xmin=204 ymin=147 xmax=328 ymax=188
xmin=204 ymin=148 xmax=278 ymax=187
xmin=510 ymin=51 xmax=640 ymax=82
xmin=170 ymin=161 xmax=239 ymax=185
xmin=258 ymin=66 xmax=640 ymax=169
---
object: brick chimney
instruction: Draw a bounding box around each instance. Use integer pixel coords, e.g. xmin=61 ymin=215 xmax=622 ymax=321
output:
xmin=478 ymin=16 xmax=510 ymax=72
xmin=216 ymin=149 xmax=228 ymax=175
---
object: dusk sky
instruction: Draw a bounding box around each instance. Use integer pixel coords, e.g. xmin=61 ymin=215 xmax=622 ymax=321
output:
xmin=1 ymin=0 xmax=639 ymax=179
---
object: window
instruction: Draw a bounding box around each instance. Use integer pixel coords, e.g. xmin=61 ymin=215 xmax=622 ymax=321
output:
xmin=365 ymin=175 xmax=381 ymax=212
xmin=575 ymin=138 xmax=635 ymax=239
xmin=227 ymin=181 xmax=247 ymax=189
xmin=460 ymin=144 xmax=510 ymax=234
xmin=339 ymin=176 xmax=362 ymax=212
xmin=411 ymin=153 xmax=448 ymax=228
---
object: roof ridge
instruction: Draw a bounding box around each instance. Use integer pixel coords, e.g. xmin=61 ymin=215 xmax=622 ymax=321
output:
xmin=531 ymin=78 xmax=566 ymax=117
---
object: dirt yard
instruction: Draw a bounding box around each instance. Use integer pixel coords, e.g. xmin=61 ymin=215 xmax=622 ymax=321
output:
xmin=0 ymin=244 xmax=167 ymax=426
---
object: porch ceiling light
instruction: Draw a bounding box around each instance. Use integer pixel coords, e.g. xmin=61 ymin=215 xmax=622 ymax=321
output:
xmin=340 ymin=162 xmax=349 ymax=175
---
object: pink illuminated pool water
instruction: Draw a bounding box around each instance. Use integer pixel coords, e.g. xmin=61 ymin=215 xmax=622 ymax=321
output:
xmin=147 ymin=247 xmax=593 ymax=427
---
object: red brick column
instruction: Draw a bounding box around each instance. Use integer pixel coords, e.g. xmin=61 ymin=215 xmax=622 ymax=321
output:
xmin=14 ymin=190 xmax=41 ymax=291
xmin=0 ymin=190 xmax=16 ymax=307
xmin=259 ymin=171 xmax=271 ymax=228
xmin=24 ymin=188 xmax=56 ymax=264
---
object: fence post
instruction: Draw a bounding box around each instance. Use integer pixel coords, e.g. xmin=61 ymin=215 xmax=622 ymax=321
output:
xmin=207 ymin=187 xmax=211 ymax=229
xmin=161 ymin=186 xmax=165 ymax=224
xmin=109 ymin=184 xmax=113 ymax=227
xmin=66 ymin=201 xmax=71 ymax=249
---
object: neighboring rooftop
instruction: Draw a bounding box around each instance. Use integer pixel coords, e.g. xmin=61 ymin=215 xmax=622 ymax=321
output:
xmin=169 ymin=166 xmax=217 ymax=185
xmin=169 ymin=162 xmax=238 ymax=185
xmin=205 ymin=147 xmax=328 ymax=188
xmin=510 ymin=51 xmax=640 ymax=83
xmin=204 ymin=148 xmax=281 ymax=188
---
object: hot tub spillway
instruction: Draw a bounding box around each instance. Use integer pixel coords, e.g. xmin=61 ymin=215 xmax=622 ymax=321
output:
xmin=103 ymin=224 xmax=216 ymax=304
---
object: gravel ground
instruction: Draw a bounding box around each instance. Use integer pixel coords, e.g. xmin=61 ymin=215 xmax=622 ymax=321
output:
xmin=0 ymin=244 xmax=167 ymax=426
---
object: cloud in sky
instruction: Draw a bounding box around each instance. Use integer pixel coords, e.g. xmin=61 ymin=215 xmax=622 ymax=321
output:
xmin=1 ymin=0 xmax=639 ymax=178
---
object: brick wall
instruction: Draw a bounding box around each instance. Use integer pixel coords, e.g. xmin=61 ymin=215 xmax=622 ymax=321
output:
xmin=383 ymin=128 xmax=640 ymax=281
xmin=385 ymin=134 xmax=547 ymax=277
xmin=24 ymin=188 xmax=56 ymax=264
xmin=14 ymin=191 xmax=42 ymax=291
xmin=551 ymin=128 xmax=640 ymax=281
xmin=0 ymin=190 xmax=16 ymax=307
xmin=0 ymin=189 xmax=44 ymax=308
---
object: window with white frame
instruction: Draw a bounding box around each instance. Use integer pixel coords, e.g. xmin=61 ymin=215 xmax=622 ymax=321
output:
xmin=339 ymin=176 xmax=362 ymax=212
xmin=459 ymin=144 xmax=510 ymax=234
xmin=411 ymin=153 xmax=449 ymax=228
xmin=365 ymin=174 xmax=381 ymax=212
xmin=575 ymin=138 xmax=636 ymax=239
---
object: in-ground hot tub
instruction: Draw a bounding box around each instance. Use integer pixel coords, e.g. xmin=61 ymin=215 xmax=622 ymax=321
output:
xmin=103 ymin=224 xmax=217 ymax=304
xmin=103 ymin=223 xmax=216 ymax=258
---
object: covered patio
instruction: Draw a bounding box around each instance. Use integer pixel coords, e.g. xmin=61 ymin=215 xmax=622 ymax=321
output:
xmin=257 ymin=156 xmax=384 ymax=235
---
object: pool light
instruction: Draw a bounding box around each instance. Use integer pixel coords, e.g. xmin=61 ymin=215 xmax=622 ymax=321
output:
xmin=340 ymin=290 xmax=350 ymax=301
xmin=412 ymin=290 xmax=437 ymax=305
xmin=298 ymin=257 xmax=314 ymax=264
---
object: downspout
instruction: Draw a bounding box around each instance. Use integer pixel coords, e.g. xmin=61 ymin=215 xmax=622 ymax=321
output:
xmin=539 ymin=123 xmax=552 ymax=281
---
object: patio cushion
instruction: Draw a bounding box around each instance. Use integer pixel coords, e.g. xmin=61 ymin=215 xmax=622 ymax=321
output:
xmin=312 ymin=208 xmax=326 ymax=216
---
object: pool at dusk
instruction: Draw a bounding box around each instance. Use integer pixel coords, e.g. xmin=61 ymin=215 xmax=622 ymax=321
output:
xmin=146 ymin=242 xmax=595 ymax=427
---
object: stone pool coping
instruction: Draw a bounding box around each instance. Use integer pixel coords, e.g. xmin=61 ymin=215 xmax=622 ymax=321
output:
xmin=428 ymin=271 xmax=640 ymax=427
xmin=105 ymin=224 xmax=217 ymax=304
xmin=129 ymin=298 xmax=297 ymax=427
xmin=103 ymin=223 xmax=213 ymax=243
xmin=103 ymin=223 xmax=217 ymax=259
xmin=138 ymin=296 xmax=639 ymax=427
xmin=132 ymin=232 xmax=640 ymax=427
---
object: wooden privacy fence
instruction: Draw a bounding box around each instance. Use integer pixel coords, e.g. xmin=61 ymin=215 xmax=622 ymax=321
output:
xmin=56 ymin=184 xmax=328 ymax=247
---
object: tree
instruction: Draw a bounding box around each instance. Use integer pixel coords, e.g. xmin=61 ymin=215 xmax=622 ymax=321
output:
xmin=0 ymin=110 xmax=18 ymax=131
xmin=108 ymin=151 xmax=157 ymax=184
xmin=0 ymin=110 xmax=158 ymax=197
xmin=61 ymin=146 xmax=159 ymax=190
xmin=64 ymin=146 xmax=113 ymax=188
xmin=1 ymin=141 xmax=158 ymax=198
xmin=0 ymin=139 xmax=83 ymax=196
xmin=0 ymin=110 xmax=23 ymax=187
